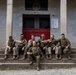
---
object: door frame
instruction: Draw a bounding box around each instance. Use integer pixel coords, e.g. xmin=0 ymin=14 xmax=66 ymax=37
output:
xmin=22 ymin=14 xmax=51 ymax=39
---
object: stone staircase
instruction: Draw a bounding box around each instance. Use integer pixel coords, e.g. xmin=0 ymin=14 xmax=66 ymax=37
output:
xmin=0 ymin=48 xmax=76 ymax=69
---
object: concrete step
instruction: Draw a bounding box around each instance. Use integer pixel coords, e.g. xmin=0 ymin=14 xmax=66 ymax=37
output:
xmin=0 ymin=53 xmax=76 ymax=59
xmin=0 ymin=51 xmax=4 ymax=54
xmin=0 ymin=50 xmax=76 ymax=55
xmin=0 ymin=58 xmax=76 ymax=63
xmin=0 ymin=59 xmax=76 ymax=69
xmin=0 ymin=63 xmax=75 ymax=70
xmin=0 ymin=48 xmax=76 ymax=52
xmin=0 ymin=53 xmax=76 ymax=58
xmin=0 ymin=49 xmax=76 ymax=54
xmin=0 ymin=48 xmax=76 ymax=69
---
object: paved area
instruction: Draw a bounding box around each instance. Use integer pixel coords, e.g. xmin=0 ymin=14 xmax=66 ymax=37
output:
xmin=0 ymin=68 xmax=76 ymax=75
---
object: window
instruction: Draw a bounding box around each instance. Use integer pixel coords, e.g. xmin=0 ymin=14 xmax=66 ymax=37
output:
xmin=23 ymin=17 xmax=34 ymax=28
xmin=23 ymin=15 xmax=50 ymax=29
xmin=25 ymin=0 xmax=48 ymax=10
xmin=39 ymin=17 xmax=50 ymax=28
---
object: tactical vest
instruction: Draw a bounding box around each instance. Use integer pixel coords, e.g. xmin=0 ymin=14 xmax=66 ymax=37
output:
xmin=60 ymin=39 xmax=68 ymax=47
xmin=8 ymin=40 xmax=15 ymax=47
xmin=31 ymin=46 xmax=40 ymax=55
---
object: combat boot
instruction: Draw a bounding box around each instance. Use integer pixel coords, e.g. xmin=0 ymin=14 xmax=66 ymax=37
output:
xmin=29 ymin=61 xmax=33 ymax=65
xmin=13 ymin=56 xmax=16 ymax=60
xmin=22 ymin=56 xmax=26 ymax=60
xmin=59 ymin=55 xmax=62 ymax=60
xmin=16 ymin=55 xmax=19 ymax=59
xmin=49 ymin=54 xmax=52 ymax=60
xmin=4 ymin=55 xmax=8 ymax=60
xmin=68 ymin=55 xmax=71 ymax=60
xmin=56 ymin=54 xmax=58 ymax=60
xmin=37 ymin=66 xmax=40 ymax=71
xmin=46 ymin=55 xmax=49 ymax=59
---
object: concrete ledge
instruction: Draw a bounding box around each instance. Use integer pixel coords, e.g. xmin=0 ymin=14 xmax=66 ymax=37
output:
xmin=0 ymin=62 xmax=76 ymax=70
xmin=0 ymin=62 xmax=76 ymax=65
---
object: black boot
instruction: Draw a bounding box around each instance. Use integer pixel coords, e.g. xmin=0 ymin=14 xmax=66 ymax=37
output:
xmin=49 ymin=54 xmax=52 ymax=60
xmin=37 ymin=66 xmax=40 ymax=71
xmin=46 ymin=55 xmax=49 ymax=59
xmin=59 ymin=55 xmax=62 ymax=60
xmin=13 ymin=55 xmax=16 ymax=60
xmin=68 ymin=55 xmax=71 ymax=60
xmin=4 ymin=55 xmax=8 ymax=60
xmin=56 ymin=54 xmax=58 ymax=60
xmin=29 ymin=61 xmax=33 ymax=65
xmin=16 ymin=55 xmax=19 ymax=59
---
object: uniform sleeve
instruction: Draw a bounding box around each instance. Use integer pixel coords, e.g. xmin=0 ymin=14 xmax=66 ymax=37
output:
xmin=56 ymin=39 xmax=61 ymax=46
xmin=52 ymin=39 xmax=59 ymax=44
xmin=28 ymin=47 xmax=32 ymax=52
xmin=23 ymin=39 xmax=27 ymax=46
xmin=27 ymin=40 xmax=32 ymax=47
xmin=7 ymin=41 xmax=11 ymax=47
xmin=66 ymin=38 xmax=71 ymax=47
xmin=12 ymin=41 xmax=16 ymax=47
xmin=38 ymin=47 xmax=43 ymax=55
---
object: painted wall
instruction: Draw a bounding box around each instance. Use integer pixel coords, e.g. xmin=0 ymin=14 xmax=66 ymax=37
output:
xmin=0 ymin=0 xmax=6 ymax=48
xmin=67 ymin=0 xmax=76 ymax=47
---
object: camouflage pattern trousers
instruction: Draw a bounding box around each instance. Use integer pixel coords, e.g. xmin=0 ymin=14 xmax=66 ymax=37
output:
xmin=28 ymin=54 xmax=40 ymax=67
xmin=45 ymin=46 xmax=62 ymax=55
xmin=61 ymin=47 xmax=71 ymax=55
xmin=4 ymin=46 xmax=16 ymax=55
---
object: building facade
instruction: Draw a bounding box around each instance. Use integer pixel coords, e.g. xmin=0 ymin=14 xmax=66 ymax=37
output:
xmin=0 ymin=0 xmax=76 ymax=48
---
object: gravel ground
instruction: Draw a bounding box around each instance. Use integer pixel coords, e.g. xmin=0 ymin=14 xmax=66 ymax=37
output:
xmin=0 ymin=68 xmax=76 ymax=75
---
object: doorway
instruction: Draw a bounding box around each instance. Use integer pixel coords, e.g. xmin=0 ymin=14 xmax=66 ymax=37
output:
xmin=22 ymin=15 xmax=50 ymax=41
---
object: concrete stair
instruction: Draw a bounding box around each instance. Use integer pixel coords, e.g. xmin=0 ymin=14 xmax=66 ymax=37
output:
xmin=0 ymin=48 xmax=76 ymax=69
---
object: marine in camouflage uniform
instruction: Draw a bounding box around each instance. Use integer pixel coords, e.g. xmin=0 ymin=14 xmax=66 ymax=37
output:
xmin=4 ymin=36 xmax=16 ymax=60
xmin=23 ymin=34 xmax=35 ymax=60
xmin=55 ymin=33 xmax=71 ymax=60
xmin=27 ymin=41 xmax=43 ymax=71
xmin=38 ymin=34 xmax=48 ymax=56
xmin=45 ymin=34 xmax=59 ymax=59
xmin=15 ymin=34 xmax=27 ymax=59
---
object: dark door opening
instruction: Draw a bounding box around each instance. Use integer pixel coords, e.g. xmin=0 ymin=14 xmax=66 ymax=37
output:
xmin=23 ymin=15 xmax=50 ymax=41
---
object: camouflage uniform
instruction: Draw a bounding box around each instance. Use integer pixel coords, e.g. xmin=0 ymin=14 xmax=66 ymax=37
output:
xmin=4 ymin=38 xmax=16 ymax=59
xmin=57 ymin=38 xmax=71 ymax=55
xmin=44 ymin=39 xmax=60 ymax=59
xmin=53 ymin=38 xmax=71 ymax=59
xmin=45 ymin=39 xmax=56 ymax=55
xmin=44 ymin=37 xmax=64 ymax=59
xmin=27 ymin=46 xmax=42 ymax=68
xmin=15 ymin=39 xmax=27 ymax=57
xmin=23 ymin=39 xmax=35 ymax=59
xmin=38 ymin=39 xmax=48 ymax=55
